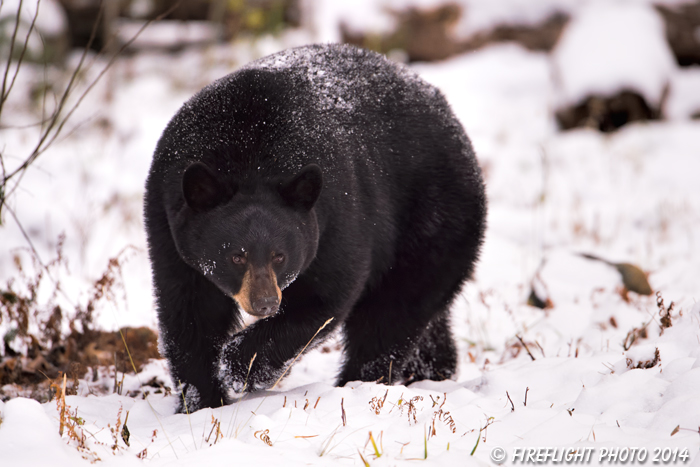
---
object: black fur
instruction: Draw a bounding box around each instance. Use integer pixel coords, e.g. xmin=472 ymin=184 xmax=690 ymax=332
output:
xmin=144 ymin=44 xmax=486 ymax=412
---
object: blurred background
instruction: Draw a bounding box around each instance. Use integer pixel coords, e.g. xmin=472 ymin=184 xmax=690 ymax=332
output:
xmin=0 ymin=0 xmax=699 ymax=399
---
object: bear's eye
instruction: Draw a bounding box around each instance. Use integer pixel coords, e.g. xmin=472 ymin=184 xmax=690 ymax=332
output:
xmin=272 ymin=253 xmax=285 ymax=264
xmin=232 ymin=255 xmax=247 ymax=265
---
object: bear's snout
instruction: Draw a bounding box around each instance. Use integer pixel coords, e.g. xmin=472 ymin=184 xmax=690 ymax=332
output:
xmin=251 ymin=296 xmax=279 ymax=317
xmin=233 ymin=264 xmax=283 ymax=317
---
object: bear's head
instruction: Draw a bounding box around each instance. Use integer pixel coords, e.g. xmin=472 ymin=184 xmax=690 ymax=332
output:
xmin=172 ymin=162 xmax=323 ymax=318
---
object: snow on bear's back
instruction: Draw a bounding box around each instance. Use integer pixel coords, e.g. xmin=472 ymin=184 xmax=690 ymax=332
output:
xmin=243 ymin=43 xmax=440 ymax=112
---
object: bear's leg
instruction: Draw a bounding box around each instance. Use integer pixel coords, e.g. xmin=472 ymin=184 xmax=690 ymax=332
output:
xmin=150 ymin=237 xmax=239 ymax=413
xmin=338 ymin=178 xmax=484 ymax=387
xmin=401 ymin=311 xmax=457 ymax=383
xmin=160 ymin=308 xmax=233 ymax=413
xmin=337 ymin=263 xmax=465 ymax=386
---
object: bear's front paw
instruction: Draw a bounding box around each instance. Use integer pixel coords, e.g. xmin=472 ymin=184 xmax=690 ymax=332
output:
xmin=217 ymin=335 xmax=286 ymax=393
xmin=175 ymin=382 xmax=230 ymax=413
xmin=176 ymin=383 xmax=203 ymax=414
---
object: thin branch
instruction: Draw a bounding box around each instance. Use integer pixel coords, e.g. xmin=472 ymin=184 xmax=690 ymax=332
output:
xmin=4 ymin=203 xmax=78 ymax=308
xmin=0 ymin=114 xmax=57 ymax=130
xmin=1 ymin=0 xmax=24 ymax=110
xmin=4 ymin=0 xmax=104 ymax=183
xmin=4 ymin=201 xmax=48 ymax=271
xmin=4 ymin=1 xmax=182 ymax=184
xmin=3 ymin=0 xmax=41 ymax=108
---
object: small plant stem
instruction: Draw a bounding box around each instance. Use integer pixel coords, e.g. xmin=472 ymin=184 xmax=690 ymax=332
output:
xmin=516 ymin=335 xmax=536 ymax=361
xmin=524 ymin=387 xmax=529 ymax=406
xmin=424 ymin=425 xmax=428 ymax=459
xmin=179 ymin=381 xmax=197 ymax=450
xmin=369 ymin=431 xmax=381 ymax=458
xmin=470 ymin=428 xmax=480 ymax=456
xmin=506 ymin=391 xmax=515 ymax=412
xmin=270 ymin=317 xmax=334 ymax=390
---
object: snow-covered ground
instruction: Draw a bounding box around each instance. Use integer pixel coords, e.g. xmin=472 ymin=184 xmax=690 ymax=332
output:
xmin=1 ymin=1 xmax=700 ymax=465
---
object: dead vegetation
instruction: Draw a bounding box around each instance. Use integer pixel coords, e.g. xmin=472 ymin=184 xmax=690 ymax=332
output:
xmin=401 ymin=395 xmax=423 ymax=425
xmin=52 ymin=373 xmax=102 ymax=462
xmin=656 ymin=291 xmax=674 ymax=332
xmin=342 ymin=3 xmax=568 ymax=62
xmin=0 ymin=241 xmax=160 ymax=403
xmin=430 ymin=408 xmax=456 ymax=435
xmin=656 ymin=2 xmax=700 ymax=67
xmin=626 ymin=347 xmax=661 ymax=370
xmin=555 ymin=90 xmax=663 ymax=133
xmin=369 ymin=389 xmax=388 ymax=415
xmin=622 ymin=292 xmax=676 ymax=351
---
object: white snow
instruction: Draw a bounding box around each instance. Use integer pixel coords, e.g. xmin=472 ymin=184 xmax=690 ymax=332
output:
xmin=303 ymin=0 xmax=575 ymax=44
xmin=303 ymin=0 xmax=699 ymax=46
xmin=0 ymin=398 xmax=84 ymax=464
xmin=114 ymin=19 xmax=220 ymax=50
xmin=666 ymin=67 xmax=700 ymax=119
xmin=1 ymin=0 xmax=700 ymax=465
xmin=552 ymin=2 xmax=677 ymax=108
xmin=1 ymin=0 xmax=68 ymax=36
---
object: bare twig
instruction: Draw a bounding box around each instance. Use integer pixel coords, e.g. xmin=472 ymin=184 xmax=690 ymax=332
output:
xmin=1 ymin=1 xmax=182 ymax=215
xmin=1 ymin=0 xmax=41 ymax=112
xmin=506 ymin=391 xmax=515 ymax=412
xmin=1 ymin=0 xmax=26 ymax=112
xmin=516 ymin=335 xmax=536 ymax=361
xmin=2 ymin=0 xmax=104 ymax=186
xmin=341 ymin=398 xmax=346 ymax=426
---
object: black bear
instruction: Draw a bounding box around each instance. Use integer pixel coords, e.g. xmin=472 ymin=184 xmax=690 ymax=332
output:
xmin=144 ymin=44 xmax=486 ymax=412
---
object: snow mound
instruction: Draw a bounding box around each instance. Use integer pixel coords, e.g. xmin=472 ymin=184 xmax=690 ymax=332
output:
xmin=0 ymin=398 xmax=82 ymax=464
xmin=666 ymin=67 xmax=700 ymax=119
xmin=552 ymin=2 xmax=676 ymax=108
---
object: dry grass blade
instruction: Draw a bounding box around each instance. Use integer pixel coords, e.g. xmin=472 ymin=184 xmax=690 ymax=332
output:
xmin=243 ymin=352 xmax=257 ymax=392
xmin=270 ymin=317 xmax=334 ymax=390
xmin=424 ymin=425 xmax=428 ymax=459
xmin=227 ymin=352 xmax=257 ymax=438
xmin=59 ymin=373 xmax=67 ymax=436
xmin=369 ymin=431 xmax=382 ymax=458
xmin=357 ymin=449 xmax=370 ymax=467
xmin=179 ymin=381 xmax=198 ymax=450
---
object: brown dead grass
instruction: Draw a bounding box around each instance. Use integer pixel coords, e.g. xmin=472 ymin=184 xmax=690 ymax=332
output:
xmin=0 ymin=241 xmax=160 ymax=402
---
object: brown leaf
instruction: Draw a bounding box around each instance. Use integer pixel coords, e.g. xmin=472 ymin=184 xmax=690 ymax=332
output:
xmin=614 ymin=263 xmax=652 ymax=295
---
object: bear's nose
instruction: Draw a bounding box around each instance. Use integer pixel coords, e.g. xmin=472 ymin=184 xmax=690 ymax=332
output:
xmin=252 ymin=296 xmax=279 ymax=316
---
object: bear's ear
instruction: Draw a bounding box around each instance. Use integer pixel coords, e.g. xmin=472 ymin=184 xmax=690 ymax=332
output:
xmin=182 ymin=162 xmax=224 ymax=211
xmin=279 ymin=164 xmax=323 ymax=211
